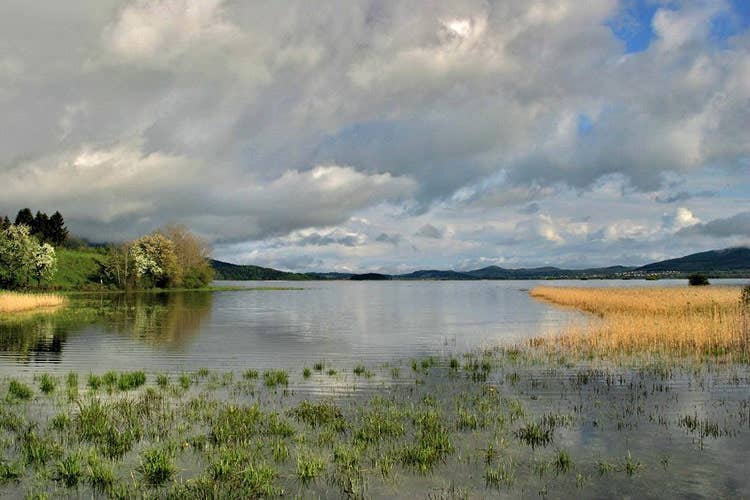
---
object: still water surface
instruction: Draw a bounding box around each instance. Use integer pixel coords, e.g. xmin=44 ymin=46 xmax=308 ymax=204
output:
xmin=0 ymin=279 xmax=745 ymax=375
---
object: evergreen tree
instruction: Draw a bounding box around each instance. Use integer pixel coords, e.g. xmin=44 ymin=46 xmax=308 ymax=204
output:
xmin=33 ymin=211 xmax=50 ymax=241
xmin=0 ymin=216 xmax=10 ymax=231
xmin=48 ymin=211 xmax=69 ymax=246
xmin=14 ymin=208 xmax=34 ymax=227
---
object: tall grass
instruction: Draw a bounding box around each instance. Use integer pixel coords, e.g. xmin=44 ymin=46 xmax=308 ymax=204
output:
xmin=0 ymin=292 xmax=66 ymax=313
xmin=530 ymin=286 xmax=748 ymax=359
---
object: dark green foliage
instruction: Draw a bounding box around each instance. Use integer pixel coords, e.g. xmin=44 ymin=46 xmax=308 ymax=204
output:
xmin=688 ymin=273 xmax=710 ymax=286
xmin=11 ymin=208 xmax=68 ymax=246
xmin=211 ymin=259 xmax=311 ymax=280
xmin=14 ymin=208 xmax=34 ymax=227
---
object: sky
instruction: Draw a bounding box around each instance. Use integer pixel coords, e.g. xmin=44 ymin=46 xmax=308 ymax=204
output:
xmin=0 ymin=0 xmax=749 ymax=273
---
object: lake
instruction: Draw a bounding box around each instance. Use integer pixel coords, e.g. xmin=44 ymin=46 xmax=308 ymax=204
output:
xmin=1 ymin=279 xmax=746 ymax=376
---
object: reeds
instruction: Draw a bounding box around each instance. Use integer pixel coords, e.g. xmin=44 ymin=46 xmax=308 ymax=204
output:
xmin=0 ymin=291 xmax=66 ymax=313
xmin=530 ymin=286 xmax=748 ymax=359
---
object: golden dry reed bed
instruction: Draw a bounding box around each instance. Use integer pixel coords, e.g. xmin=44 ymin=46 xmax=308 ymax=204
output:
xmin=0 ymin=291 xmax=66 ymax=314
xmin=530 ymin=285 xmax=750 ymax=360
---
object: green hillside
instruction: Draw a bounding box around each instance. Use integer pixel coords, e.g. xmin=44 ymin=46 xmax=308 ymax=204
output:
xmin=50 ymin=248 xmax=106 ymax=289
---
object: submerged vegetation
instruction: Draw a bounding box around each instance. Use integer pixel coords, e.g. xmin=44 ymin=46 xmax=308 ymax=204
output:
xmin=0 ymin=344 xmax=747 ymax=498
xmin=530 ymin=286 xmax=749 ymax=359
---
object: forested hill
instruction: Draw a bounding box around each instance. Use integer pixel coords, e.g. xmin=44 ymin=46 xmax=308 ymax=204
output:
xmin=633 ymin=247 xmax=750 ymax=273
xmin=211 ymin=247 xmax=750 ymax=281
xmin=209 ymin=260 xmax=311 ymax=280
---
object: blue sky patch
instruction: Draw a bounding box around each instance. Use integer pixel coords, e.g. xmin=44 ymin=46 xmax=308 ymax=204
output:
xmin=607 ymin=0 xmax=661 ymax=53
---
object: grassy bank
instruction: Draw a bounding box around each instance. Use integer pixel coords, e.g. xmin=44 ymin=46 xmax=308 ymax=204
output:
xmin=0 ymin=292 xmax=66 ymax=314
xmin=530 ymin=286 xmax=749 ymax=360
xmin=49 ymin=248 xmax=107 ymax=290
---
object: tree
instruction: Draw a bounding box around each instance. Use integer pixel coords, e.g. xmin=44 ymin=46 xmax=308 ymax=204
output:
xmin=0 ymin=224 xmax=43 ymax=288
xmin=14 ymin=208 xmax=34 ymax=227
xmin=157 ymin=223 xmax=214 ymax=288
xmin=0 ymin=216 xmax=10 ymax=231
xmin=48 ymin=211 xmax=69 ymax=246
xmin=32 ymin=243 xmax=57 ymax=286
xmin=688 ymin=273 xmax=709 ymax=286
xmin=32 ymin=211 xmax=50 ymax=241
xmin=129 ymin=233 xmax=180 ymax=288
xmin=102 ymin=244 xmax=133 ymax=289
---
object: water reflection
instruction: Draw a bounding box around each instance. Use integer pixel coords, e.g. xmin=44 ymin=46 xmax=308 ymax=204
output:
xmin=103 ymin=292 xmax=213 ymax=347
xmin=0 ymin=291 xmax=212 ymax=365
xmin=1 ymin=280 xmax=743 ymax=375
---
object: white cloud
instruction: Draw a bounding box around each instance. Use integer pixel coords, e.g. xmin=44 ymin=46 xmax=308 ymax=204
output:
xmin=107 ymin=0 xmax=238 ymax=60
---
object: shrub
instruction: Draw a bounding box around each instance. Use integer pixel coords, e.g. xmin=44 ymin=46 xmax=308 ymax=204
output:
xmin=688 ymin=273 xmax=709 ymax=286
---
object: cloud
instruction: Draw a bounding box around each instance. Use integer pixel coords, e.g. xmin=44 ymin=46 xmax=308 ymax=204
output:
xmin=662 ymin=207 xmax=701 ymax=231
xmin=0 ymin=141 xmax=415 ymax=243
xmin=106 ymin=0 xmax=239 ymax=60
xmin=676 ymin=211 xmax=750 ymax=238
xmin=375 ymin=232 xmax=402 ymax=245
xmin=0 ymin=0 xmax=748 ymax=271
xmin=415 ymin=224 xmax=443 ymax=239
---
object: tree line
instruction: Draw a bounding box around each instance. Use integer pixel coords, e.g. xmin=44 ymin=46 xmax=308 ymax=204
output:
xmin=1 ymin=207 xmax=213 ymax=290
xmin=1 ymin=208 xmax=69 ymax=246
xmin=103 ymin=223 xmax=214 ymax=290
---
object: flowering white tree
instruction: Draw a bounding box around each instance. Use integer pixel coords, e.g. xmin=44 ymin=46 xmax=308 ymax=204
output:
xmin=0 ymin=224 xmax=57 ymax=289
xmin=128 ymin=234 xmax=179 ymax=288
xmin=32 ymin=243 xmax=57 ymax=286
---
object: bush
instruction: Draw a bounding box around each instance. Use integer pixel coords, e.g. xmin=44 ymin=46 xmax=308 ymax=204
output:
xmin=688 ymin=274 xmax=710 ymax=286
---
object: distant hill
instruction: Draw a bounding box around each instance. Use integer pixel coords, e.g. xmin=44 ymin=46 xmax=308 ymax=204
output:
xmin=398 ymin=270 xmax=478 ymax=280
xmin=634 ymin=247 xmax=750 ymax=274
xmin=210 ymin=260 xmax=311 ymax=280
xmin=464 ymin=265 xmax=635 ymax=280
xmin=350 ymin=273 xmax=391 ymax=281
xmin=211 ymin=247 xmax=750 ymax=281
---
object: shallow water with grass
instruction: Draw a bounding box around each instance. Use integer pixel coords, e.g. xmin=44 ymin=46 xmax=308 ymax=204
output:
xmin=1 ymin=279 xmax=749 ymax=497
xmin=0 ymin=351 xmax=748 ymax=498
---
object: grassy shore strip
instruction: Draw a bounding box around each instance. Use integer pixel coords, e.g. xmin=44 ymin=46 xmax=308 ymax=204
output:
xmin=529 ymin=286 xmax=749 ymax=360
xmin=0 ymin=351 xmax=748 ymax=498
xmin=57 ymin=286 xmax=304 ymax=296
xmin=0 ymin=292 xmax=66 ymax=314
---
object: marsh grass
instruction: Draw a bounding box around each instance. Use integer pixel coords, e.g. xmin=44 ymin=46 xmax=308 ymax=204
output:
xmin=0 ymin=292 xmax=66 ymax=313
xmin=295 ymin=453 xmax=325 ymax=485
xmin=54 ymin=451 xmax=84 ymax=487
xmin=8 ymin=380 xmax=33 ymax=401
xmin=263 ymin=370 xmax=289 ymax=388
xmin=0 ymin=345 xmax=748 ymax=497
xmin=137 ymin=447 xmax=176 ymax=485
xmin=37 ymin=374 xmax=56 ymax=395
xmin=530 ymin=286 xmax=748 ymax=359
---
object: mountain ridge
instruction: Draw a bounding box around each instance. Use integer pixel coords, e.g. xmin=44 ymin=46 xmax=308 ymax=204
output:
xmin=211 ymin=246 xmax=750 ymax=281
